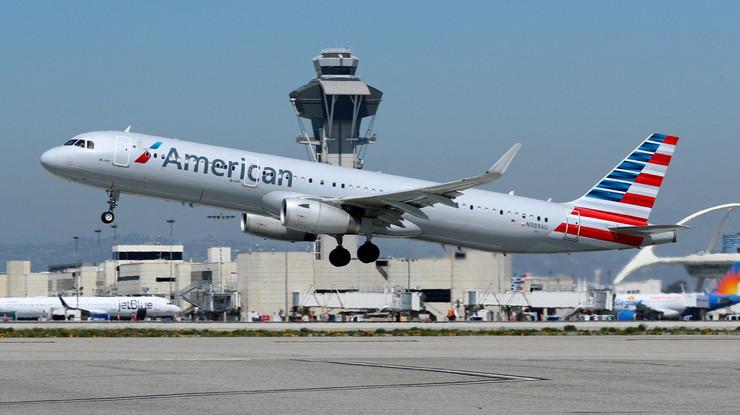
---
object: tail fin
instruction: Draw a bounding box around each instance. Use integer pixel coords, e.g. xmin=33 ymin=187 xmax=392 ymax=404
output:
xmin=570 ymin=133 xmax=679 ymax=224
xmin=711 ymin=263 xmax=740 ymax=295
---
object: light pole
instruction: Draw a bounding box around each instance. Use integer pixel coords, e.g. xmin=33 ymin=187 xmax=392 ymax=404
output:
xmin=166 ymin=219 xmax=175 ymax=299
xmin=110 ymin=224 xmax=119 ymax=293
xmin=284 ymin=251 xmax=289 ymax=322
xmin=110 ymin=224 xmax=118 ymax=244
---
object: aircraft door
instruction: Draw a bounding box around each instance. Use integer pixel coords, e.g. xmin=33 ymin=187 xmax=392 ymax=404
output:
xmin=564 ymin=211 xmax=580 ymax=241
xmin=242 ymin=156 xmax=261 ymax=188
xmin=113 ymin=136 xmax=132 ymax=167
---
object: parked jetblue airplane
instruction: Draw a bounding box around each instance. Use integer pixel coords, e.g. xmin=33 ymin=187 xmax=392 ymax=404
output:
xmin=40 ymin=131 xmax=683 ymax=267
xmin=0 ymin=296 xmax=181 ymax=320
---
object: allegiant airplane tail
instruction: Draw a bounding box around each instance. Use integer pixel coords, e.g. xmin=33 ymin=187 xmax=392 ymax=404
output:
xmin=711 ymin=263 xmax=740 ymax=295
xmin=570 ymin=133 xmax=679 ymax=226
xmin=707 ymin=263 xmax=740 ymax=310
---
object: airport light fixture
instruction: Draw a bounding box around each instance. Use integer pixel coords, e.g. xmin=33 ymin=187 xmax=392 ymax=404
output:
xmin=110 ymin=224 xmax=118 ymax=244
xmin=166 ymin=219 xmax=175 ymax=299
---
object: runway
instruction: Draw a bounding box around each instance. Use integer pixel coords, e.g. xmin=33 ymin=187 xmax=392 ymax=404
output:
xmin=0 ymin=335 xmax=738 ymax=414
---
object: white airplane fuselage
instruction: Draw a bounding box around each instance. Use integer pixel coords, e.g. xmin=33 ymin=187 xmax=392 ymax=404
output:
xmin=0 ymin=296 xmax=181 ymax=319
xmin=40 ymin=131 xmax=676 ymax=255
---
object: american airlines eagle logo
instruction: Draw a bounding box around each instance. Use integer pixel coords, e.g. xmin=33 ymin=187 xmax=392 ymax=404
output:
xmin=134 ymin=141 xmax=163 ymax=164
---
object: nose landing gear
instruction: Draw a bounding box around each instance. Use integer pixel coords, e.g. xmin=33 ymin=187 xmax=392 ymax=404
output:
xmin=101 ymin=190 xmax=120 ymax=224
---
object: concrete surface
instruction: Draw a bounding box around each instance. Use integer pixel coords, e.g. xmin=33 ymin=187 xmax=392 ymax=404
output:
xmin=0 ymin=335 xmax=738 ymax=414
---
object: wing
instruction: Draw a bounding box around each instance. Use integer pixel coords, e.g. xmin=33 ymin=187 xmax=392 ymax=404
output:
xmin=320 ymin=143 xmax=521 ymax=227
xmin=635 ymin=301 xmax=681 ymax=318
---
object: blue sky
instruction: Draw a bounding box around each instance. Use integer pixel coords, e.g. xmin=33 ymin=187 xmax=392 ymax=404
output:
xmin=1 ymin=1 xmax=740 ymax=261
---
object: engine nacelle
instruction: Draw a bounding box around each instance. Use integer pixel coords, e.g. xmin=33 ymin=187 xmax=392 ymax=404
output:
xmin=241 ymin=213 xmax=316 ymax=242
xmin=281 ymin=198 xmax=358 ymax=235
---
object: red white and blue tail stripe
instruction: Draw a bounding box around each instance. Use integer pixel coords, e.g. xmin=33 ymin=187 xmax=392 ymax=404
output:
xmin=570 ymin=133 xmax=679 ymax=225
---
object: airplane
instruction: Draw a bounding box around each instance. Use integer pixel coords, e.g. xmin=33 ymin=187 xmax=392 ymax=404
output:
xmin=614 ymin=262 xmax=740 ymax=319
xmin=40 ymin=130 xmax=684 ymax=267
xmin=0 ymin=296 xmax=181 ymax=320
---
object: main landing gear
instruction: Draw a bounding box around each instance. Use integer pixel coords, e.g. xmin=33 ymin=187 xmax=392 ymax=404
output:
xmin=328 ymin=236 xmax=381 ymax=267
xmin=101 ymin=189 xmax=120 ymax=224
xmin=357 ymin=240 xmax=380 ymax=264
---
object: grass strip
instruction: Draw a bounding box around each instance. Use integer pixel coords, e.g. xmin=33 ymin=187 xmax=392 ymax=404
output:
xmin=0 ymin=324 xmax=739 ymax=338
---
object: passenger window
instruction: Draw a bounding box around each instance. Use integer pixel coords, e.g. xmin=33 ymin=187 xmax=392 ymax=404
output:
xmin=332 ymin=182 xmax=336 ymax=187
xmin=320 ymin=180 xmax=324 ymax=185
xmin=545 ymin=218 xmax=548 ymax=223
xmin=64 ymin=139 xmax=76 ymax=146
xmin=309 ymin=178 xmax=313 ymax=183
xmin=470 ymin=205 xmax=474 ymax=210
xmin=537 ymin=216 xmax=541 ymax=221
xmin=500 ymin=210 xmax=503 ymax=215
xmin=87 ymin=141 xmax=95 ymax=149
xmin=341 ymin=183 xmax=345 ymax=189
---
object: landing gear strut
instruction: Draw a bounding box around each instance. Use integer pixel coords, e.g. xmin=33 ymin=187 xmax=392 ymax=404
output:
xmin=328 ymin=235 xmax=352 ymax=267
xmin=101 ymin=189 xmax=120 ymax=224
xmin=357 ymin=240 xmax=380 ymax=263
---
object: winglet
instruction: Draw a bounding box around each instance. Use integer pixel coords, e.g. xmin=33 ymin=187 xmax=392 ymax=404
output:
xmin=487 ymin=143 xmax=522 ymax=177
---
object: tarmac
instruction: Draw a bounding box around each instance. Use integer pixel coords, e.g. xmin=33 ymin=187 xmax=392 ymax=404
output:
xmin=0 ymin=334 xmax=738 ymax=414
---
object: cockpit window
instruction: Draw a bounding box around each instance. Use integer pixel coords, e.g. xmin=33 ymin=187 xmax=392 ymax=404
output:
xmin=87 ymin=141 xmax=94 ymax=149
xmin=74 ymin=140 xmax=85 ymax=148
xmin=64 ymin=139 xmax=76 ymax=146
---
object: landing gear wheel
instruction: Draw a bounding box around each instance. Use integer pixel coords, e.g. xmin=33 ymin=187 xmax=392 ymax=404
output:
xmin=357 ymin=241 xmax=380 ymax=263
xmin=329 ymin=247 xmax=351 ymax=267
xmin=101 ymin=189 xmax=120 ymax=224
xmin=101 ymin=211 xmax=115 ymax=224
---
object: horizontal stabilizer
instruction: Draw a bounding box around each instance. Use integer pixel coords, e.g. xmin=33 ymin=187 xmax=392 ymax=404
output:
xmin=609 ymin=224 xmax=689 ymax=236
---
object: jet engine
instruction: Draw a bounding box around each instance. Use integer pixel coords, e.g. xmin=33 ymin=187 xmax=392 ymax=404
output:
xmin=241 ymin=213 xmax=317 ymax=242
xmin=281 ymin=198 xmax=359 ymax=235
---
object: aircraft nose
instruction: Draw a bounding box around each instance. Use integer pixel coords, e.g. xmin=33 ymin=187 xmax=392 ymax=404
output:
xmin=40 ymin=147 xmax=65 ymax=171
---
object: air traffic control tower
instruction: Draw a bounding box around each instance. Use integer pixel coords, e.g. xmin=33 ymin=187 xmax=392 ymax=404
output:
xmin=289 ymin=48 xmax=383 ymax=258
xmin=290 ymin=48 xmax=382 ymax=168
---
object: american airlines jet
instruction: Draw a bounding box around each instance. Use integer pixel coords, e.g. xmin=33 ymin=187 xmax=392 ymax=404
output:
xmin=40 ymin=131 xmax=683 ymax=267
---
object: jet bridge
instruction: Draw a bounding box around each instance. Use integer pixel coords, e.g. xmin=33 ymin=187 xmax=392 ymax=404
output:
xmin=466 ymin=289 xmax=613 ymax=320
